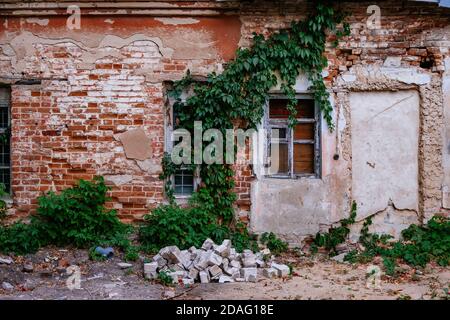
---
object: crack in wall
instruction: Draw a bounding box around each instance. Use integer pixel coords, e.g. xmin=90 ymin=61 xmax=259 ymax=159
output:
xmin=336 ymin=65 xmax=441 ymax=237
xmin=1 ymin=31 xmax=171 ymax=75
xmin=367 ymin=94 xmax=415 ymax=122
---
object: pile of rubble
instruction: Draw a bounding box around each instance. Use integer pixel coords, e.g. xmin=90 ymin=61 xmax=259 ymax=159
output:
xmin=143 ymin=238 xmax=290 ymax=285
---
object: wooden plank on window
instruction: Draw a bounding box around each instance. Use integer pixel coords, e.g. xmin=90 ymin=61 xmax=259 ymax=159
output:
xmin=294 ymin=123 xmax=315 ymax=140
xmin=269 ymin=99 xmax=315 ymax=119
xmin=269 ymin=99 xmax=290 ymax=119
xmin=293 ymin=144 xmax=314 ymax=174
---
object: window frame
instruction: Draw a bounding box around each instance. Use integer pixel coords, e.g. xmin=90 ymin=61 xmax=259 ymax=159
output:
xmin=0 ymin=85 xmax=11 ymax=193
xmin=172 ymin=165 xmax=196 ymax=198
xmin=164 ymin=87 xmax=198 ymax=199
xmin=264 ymin=93 xmax=321 ymax=179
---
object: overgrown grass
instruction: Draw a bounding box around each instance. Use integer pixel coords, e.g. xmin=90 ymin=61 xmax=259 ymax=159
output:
xmin=0 ymin=183 xmax=7 ymax=221
xmin=260 ymin=232 xmax=289 ymax=255
xmin=344 ymin=215 xmax=450 ymax=275
xmin=311 ymin=201 xmax=449 ymax=275
xmin=311 ymin=202 xmax=357 ymax=256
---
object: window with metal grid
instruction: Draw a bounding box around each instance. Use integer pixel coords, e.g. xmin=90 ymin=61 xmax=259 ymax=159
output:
xmin=0 ymin=87 xmax=10 ymax=191
xmin=174 ymin=167 xmax=194 ymax=195
xmin=171 ymin=100 xmax=195 ymax=196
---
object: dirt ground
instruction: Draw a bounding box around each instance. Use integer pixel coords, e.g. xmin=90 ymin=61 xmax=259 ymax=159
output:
xmin=0 ymin=247 xmax=449 ymax=300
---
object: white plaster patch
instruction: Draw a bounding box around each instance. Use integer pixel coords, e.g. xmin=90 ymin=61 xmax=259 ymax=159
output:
xmin=349 ymin=205 xmax=419 ymax=241
xmin=136 ymin=159 xmax=162 ymax=174
xmin=383 ymin=56 xmax=402 ymax=68
xmin=341 ymin=74 xmax=357 ymax=83
xmin=104 ymin=174 xmax=133 ymax=186
xmin=350 ymin=90 xmax=420 ymax=219
xmin=380 ymin=67 xmax=431 ymax=85
xmin=154 ymin=17 xmax=199 ymax=25
xmin=342 ymin=64 xmax=432 ymax=86
xmin=25 ymin=18 xmax=49 ymax=26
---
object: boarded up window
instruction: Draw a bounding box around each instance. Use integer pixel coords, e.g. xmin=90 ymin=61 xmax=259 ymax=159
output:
xmin=266 ymin=97 xmax=320 ymax=178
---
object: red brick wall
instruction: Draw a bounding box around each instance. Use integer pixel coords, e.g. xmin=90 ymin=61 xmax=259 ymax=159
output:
xmin=1 ymin=13 xmax=241 ymax=221
xmin=10 ymin=43 xmax=168 ymax=222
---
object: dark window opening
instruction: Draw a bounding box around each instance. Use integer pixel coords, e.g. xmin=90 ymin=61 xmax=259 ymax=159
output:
xmin=420 ymin=56 xmax=434 ymax=69
xmin=0 ymin=87 xmax=11 ymax=191
xmin=174 ymin=167 xmax=194 ymax=196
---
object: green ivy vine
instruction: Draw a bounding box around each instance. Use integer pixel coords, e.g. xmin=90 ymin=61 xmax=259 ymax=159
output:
xmin=163 ymin=3 xmax=349 ymax=225
xmin=159 ymin=153 xmax=177 ymax=205
xmin=0 ymin=126 xmax=10 ymax=146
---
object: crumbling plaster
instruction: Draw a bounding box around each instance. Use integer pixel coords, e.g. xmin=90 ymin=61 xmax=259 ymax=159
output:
xmin=442 ymin=57 xmax=450 ymax=210
xmin=339 ymin=64 xmax=443 ymax=239
xmin=0 ymin=15 xmax=241 ymax=78
xmin=350 ymin=90 xmax=420 ymax=217
xmin=251 ymin=61 xmax=445 ymax=244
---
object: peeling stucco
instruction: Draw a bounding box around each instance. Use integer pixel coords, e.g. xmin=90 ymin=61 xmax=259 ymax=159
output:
xmin=1 ymin=31 xmax=170 ymax=75
xmin=154 ymin=17 xmax=200 ymax=25
xmin=25 ymin=18 xmax=49 ymax=26
xmin=136 ymin=159 xmax=162 ymax=174
xmin=252 ymin=59 xmax=445 ymax=244
xmin=442 ymin=57 xmax=450 ymax=209
xmin=104 ymin=174 xmax=133 ymax=186
xmin=118 ymin=128 xmax=153 ymax=161
xmin=350 ymin=90 xmax=420 ymax=219
xmin=0 ymin=15 xmax=242 ymax=74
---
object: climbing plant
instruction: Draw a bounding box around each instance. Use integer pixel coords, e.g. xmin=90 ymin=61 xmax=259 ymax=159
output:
xmin=311 ymin=201 xmax=357 ymax=255
xmin=141 ymin=2 xmax=350 ymax=248
xmin=159 ymin=152 xmax=177 ymax=205
xmin=344 ymin=215 xmax=450 ymax=275
xmin=310 ymin=202 xmax=449 ymax=275
xmin=0 ymin=183 xmax=7 ymax=221
xmin=170 ymin=4 xmax=349 ymax=132
xmin=0 ymin=126 xmax=9 ymax=146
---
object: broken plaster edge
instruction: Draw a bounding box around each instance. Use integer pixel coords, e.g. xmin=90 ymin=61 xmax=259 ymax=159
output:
xmin=337 ymin=65 xmax=432 ymax=88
